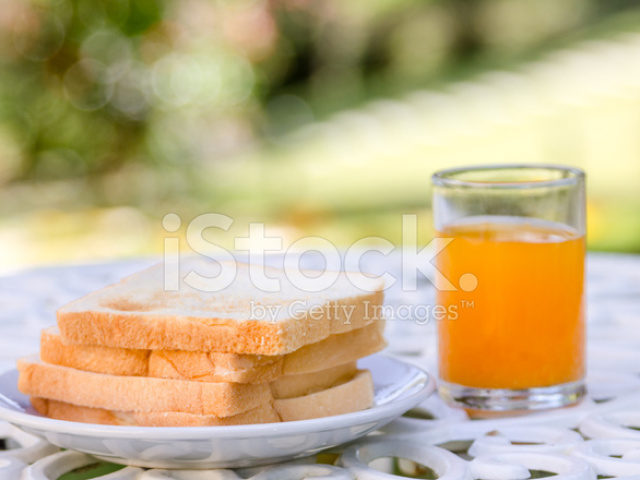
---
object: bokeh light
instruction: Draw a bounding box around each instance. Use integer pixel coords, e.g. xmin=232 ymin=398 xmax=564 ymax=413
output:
xmin=2 ymin=0 xmax=640 ymax=271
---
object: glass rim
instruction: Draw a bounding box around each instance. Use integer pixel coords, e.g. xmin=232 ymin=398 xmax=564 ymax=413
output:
xmin=432 ymin=164 xmax=585 ymax=189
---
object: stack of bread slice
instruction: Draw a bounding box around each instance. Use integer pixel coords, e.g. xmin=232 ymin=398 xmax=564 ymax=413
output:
xmin=18 ymin=259 xmax=386 ymax=427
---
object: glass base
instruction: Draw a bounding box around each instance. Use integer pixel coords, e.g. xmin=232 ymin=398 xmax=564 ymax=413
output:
xmin=439 ymin=380 xmax=586 ymax=412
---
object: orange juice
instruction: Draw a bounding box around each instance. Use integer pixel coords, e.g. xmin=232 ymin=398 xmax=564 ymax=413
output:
xmin=436 ymin=216 xmax=585 ymax=390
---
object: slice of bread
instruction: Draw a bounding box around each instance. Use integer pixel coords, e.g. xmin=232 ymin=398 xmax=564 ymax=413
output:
xmin=270 ymin=362 xmax=357 ymax=399
xmin=147 ymin=350 xmax=281 ymax=384
xmin=274 ymin=370 xmax=374 ymax=422
xmin=57 ymin=259 xmax=384 ymax=355
xmin=40 ymin=321 xmax=386 ymax=383
xmin=29 ymin=370 xmax=374 ymax=426
xmin=30 ymin=398 xmax=281 ymax=427
xmin=282 ymin=320 xmax=386 ymax=375
xmin=40 ymin=327 xmax=282 ymax=384
xmin=40 ymin=328 xmax=151 ymax=377
xmin=18 ymin=356 xmax=271 ymax=417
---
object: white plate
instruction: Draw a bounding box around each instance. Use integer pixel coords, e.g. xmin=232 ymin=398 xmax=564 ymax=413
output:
xmin=0 ymin=354 xmax=434 ymax=469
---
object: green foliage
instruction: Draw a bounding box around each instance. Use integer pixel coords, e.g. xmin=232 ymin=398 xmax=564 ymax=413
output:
xmin=2 ymin=0 xmax=640 ymax=255
xmin=58 ymin=461 xmax=125 ymax=480
xmin=4 ymin=0 xmax=640 ymax=188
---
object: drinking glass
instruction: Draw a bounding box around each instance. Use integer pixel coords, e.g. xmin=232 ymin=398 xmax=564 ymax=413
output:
xmin=432 ymin=164 xmax=586 ymax=412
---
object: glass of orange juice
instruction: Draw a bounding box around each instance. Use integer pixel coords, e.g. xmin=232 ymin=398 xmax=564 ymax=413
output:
xmin=432 ymin=164 xmax=586 ymax=412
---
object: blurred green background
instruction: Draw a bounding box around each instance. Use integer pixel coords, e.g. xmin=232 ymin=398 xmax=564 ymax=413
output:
xmin=2 ymin=0 xmax=640 ymax=270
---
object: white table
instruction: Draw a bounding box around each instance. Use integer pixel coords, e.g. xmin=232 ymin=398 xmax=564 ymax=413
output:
xmin=2 ymin=253 xmax=640 ymax=479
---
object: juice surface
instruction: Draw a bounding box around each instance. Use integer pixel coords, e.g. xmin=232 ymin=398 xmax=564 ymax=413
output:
xmin=436 ymin=216 xmax=585 ymax=389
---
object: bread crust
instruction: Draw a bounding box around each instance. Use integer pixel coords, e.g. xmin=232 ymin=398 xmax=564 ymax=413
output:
xmin=18 ymin=356 xmax=271 ymax=417
xmin=283 ymin=320 xmax=386 ymax=375
xmin=274 ymin=370 xmax=374 ymax=422
xmin=41 ymin=322 xmax=386 ymax=383
xmin=270 ymin=362 xmax=357 ymax=399
xmin=41 ymin=328 xmax=150 ymax=377
xmin=31 ymin=398 xmax=281 ymax=427
xmin=56 ymin=260 xmax=384 ymax=355
xmin=29 ymin=369 xmax=374 ymax=426
xmin=147 ymin=350 xmax=283 ymax=384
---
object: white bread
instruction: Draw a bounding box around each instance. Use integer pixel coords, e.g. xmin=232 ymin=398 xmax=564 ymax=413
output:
xmin=282 ymin=320 xmax=386 ymax=375
xmin=19 ymin=353 xmax=361 ymax=412
xmin=29 ymin=370 xmax=374 ymax=426
xmin=40 ymin=322 xmax=386 ymax=383
xmin=40 ymin=327 xmax=281 ymax=384
xmin=274 ymin=370 xmax=374 ymax=421
xmin=30 ymin=398 xmax=281 ymax=427
xmin=18 ymin=356 xmax=271 ymax=417
xmin=270 ymin=362 xmax=357 ymax=399
xmin=56 ymin=259 xmax=384 ymax=355
xmin=40 ymin=328 xmax=151 ymax=377
xmin=148 ymin=350 xmax=280 ymax=384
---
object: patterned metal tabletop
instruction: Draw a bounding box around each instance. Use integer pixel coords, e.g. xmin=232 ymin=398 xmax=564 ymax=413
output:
xmin=2 ymin=252 xmax=640 ymax=479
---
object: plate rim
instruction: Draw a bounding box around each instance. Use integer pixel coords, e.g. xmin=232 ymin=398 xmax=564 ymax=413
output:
xmin=0 ymin=354 xmax=435 ymax=440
